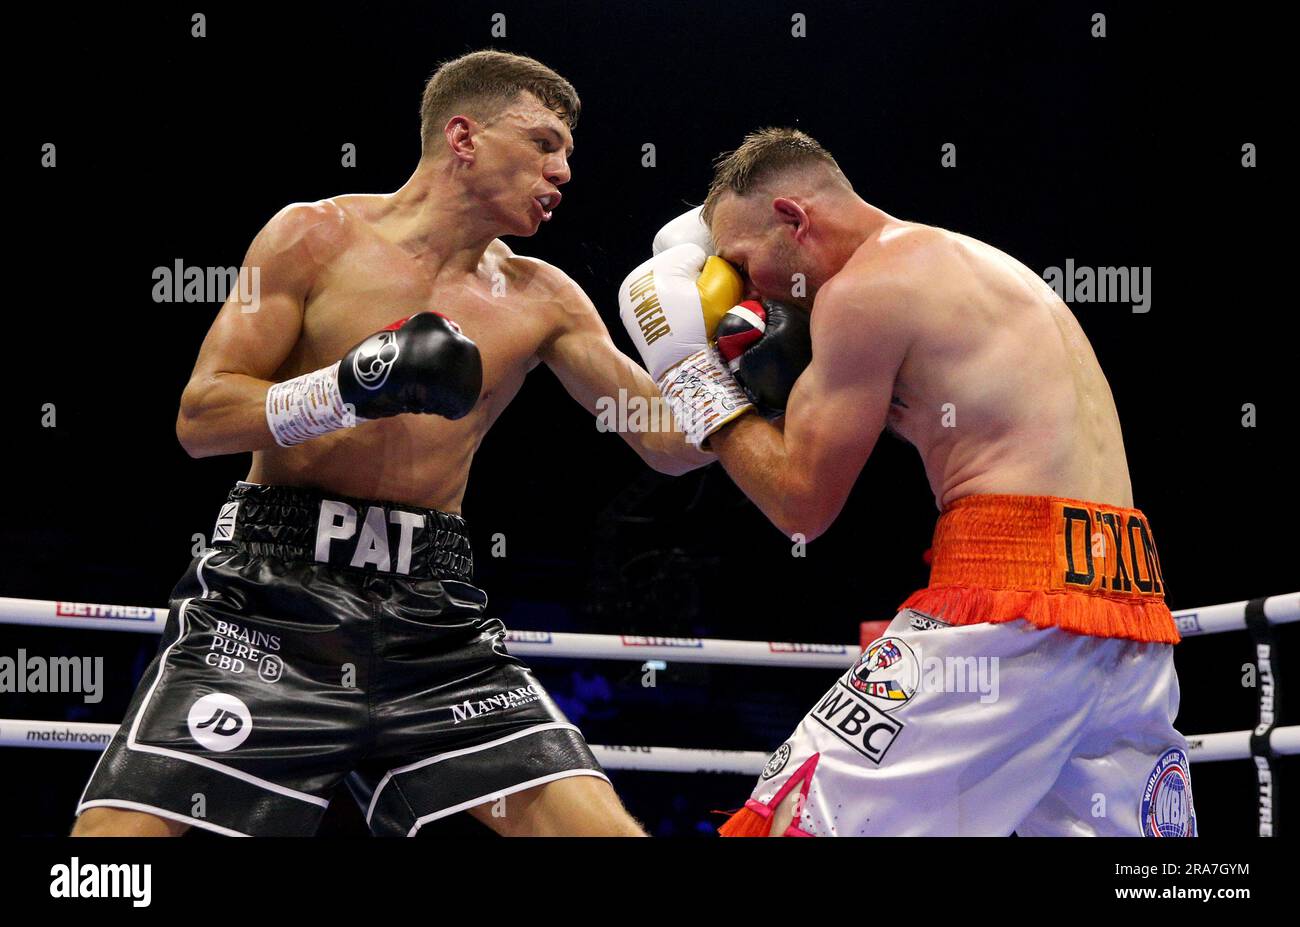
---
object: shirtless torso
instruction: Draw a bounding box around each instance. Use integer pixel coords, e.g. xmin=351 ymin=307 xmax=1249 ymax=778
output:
xmin=853 ymin=222 xmax=1132 ymax=510
xmin=243 ymin=194 xmax=564 ymax=510
xmin=179 ymin=192 xmax=703 ymax=512
xmin=708 ymin=197 xmax=1134 ymax=536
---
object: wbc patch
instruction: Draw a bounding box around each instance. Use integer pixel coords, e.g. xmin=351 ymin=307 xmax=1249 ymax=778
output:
xmin=845 ymin=637 xmax=920 ymax=711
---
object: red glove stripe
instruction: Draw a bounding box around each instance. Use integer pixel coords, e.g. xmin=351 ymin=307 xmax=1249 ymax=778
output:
xmin=715 ymin=301 xmax=768 ymax=363
xmin=383 ymin=310 xmax=461 ymax=333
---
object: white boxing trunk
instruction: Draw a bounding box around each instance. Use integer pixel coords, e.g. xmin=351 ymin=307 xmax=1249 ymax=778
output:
xmin=739 ymin=608 xmax=1196 ymax=837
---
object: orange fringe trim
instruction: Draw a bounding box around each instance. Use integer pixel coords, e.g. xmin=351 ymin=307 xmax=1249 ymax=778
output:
xmin=718 ymin=806 xmax=771 ymax=837
xmin=900 ymin=585 xmax=1179 ymax=644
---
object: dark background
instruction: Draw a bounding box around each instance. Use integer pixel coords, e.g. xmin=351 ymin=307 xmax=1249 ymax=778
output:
xmin=6 ymin=1 xmax=1292 ymax=837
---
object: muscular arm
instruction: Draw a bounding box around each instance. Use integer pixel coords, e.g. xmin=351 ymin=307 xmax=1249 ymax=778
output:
xmin=709 ymin=274 xmax=912 ymax=540
xmin=539 ymin=279 xmax=713 ymax=476
xmin=175 ymin=203 xmax=340 ymax=457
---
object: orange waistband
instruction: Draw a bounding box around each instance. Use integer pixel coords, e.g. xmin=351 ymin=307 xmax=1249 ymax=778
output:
xmin=899 ymin=494 xmax=1178 ymax=643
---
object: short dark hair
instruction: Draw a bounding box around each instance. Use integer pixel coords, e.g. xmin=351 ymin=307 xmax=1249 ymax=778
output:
xmin=419 ymin=50 xmax=580 ymax=155
xmin=702 ymin=128 xmax=842 ymax=224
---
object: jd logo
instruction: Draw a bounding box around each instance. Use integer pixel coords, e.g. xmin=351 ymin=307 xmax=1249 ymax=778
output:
xmin=187 ymin=693 xmax=252 ymax=752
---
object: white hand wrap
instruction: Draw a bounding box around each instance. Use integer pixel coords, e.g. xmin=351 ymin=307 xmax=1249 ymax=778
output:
xmin=265 ymin=361 xmax=359 ymax=447
xmin=656 ymin=348 xmax=752 ymax=448
xmin=619 ymin=243 xmax=753 ymax=448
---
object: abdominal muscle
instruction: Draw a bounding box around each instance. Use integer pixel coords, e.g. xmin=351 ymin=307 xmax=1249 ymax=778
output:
xmin=246 ymin=414 xmax=484 ymax=513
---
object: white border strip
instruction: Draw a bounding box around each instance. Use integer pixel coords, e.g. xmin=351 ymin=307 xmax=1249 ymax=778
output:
xmin=407 ymin=768 xmax=610 ymax=835
xmin=365 ymin=721 xmax=583 ymax=824
xmin=119 ymin=595 xmax=328 ymax=809
xmin=61 ymin=551 xmax=328 ymax=809
xmin=75 ymin=798 xmax=249 ymax=837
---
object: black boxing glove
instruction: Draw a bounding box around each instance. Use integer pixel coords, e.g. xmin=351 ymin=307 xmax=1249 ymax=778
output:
xmin=266 ymin=311 xmax=483 ymax=446
xmin=337 ymin=312 xmax=482 ymax=420
xmin=714 ymin=299 xmax=811 ymax=418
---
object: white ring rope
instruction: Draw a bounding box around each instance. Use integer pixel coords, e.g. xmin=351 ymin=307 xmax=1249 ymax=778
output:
xmin=3 ymin=718 xmax=1298 ymax=772
xmin=3 ymin=591 xmax=1295 ymax=781
xmin=0 ymin=591 xmax=1295 ymax=666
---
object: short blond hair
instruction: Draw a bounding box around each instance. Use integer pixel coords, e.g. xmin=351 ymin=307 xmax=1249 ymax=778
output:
xmin=702 ymin=128 xmax=843 ymax=224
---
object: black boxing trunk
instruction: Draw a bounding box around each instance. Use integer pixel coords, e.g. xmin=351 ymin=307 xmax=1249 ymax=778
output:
xmin=77 ymin=482 xmax=605 ymax=836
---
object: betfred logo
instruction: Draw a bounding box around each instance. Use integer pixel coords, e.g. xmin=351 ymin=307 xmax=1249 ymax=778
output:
xmin=55 ymin=603 xmax=156 ymax=622
xmin=769 ymin=642 xmax=849 ymax=655
xmin=620 ymin=636 xmax=702 ymax=648
xmin=506 ymin=630 xmax=554 ymax=644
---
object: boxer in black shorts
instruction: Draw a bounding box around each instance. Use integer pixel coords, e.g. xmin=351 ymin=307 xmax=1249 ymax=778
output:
xmin=72 ymin=51 xmax=709 ymax=837
xmin=79 ymin=484 xmax=603 ymax=836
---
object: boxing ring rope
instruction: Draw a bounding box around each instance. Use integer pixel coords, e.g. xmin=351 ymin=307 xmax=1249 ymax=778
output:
xmin=3 ymin=591 xmax=1296 ymax=832
xmin=5 ymin=717 xmax=1300 ymax=769
xmin=1 ymin=592 xmax=1296 ymax=660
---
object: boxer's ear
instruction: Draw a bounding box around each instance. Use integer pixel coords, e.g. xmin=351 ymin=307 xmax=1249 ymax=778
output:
xmin=444 ymin=116 xmax=478 ymax=163
xmin=772 ymin=197 xmax=810 ymax=241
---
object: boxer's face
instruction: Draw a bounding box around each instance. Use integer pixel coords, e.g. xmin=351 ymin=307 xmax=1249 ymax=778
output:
xmin=711 ymin=194 xmax=818 ymax=309
xmin=462 ymin=92 xmax=572 ymax=236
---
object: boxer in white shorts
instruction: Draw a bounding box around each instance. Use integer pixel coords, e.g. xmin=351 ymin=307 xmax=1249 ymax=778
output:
xmin=728 ymin=494 xmax=1192 ymax=837
xmin=616 ymin=128 xmax=1195 ymax=837
xmin=745 ymin=598 xmax=1191 ymax=836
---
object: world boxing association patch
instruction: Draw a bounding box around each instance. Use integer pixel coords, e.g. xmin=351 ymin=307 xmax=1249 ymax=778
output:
xmin=1140 ymin=747 xmax=1196 ymax=837
xmin=844 ymin=637 xmax=920 ymax=711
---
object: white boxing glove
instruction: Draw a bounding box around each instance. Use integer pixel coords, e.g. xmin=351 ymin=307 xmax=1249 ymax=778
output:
xmin=652 ymin=205 xmax=715 ymax=256
xmin=619 ymin=243 xmax=752 ymax=447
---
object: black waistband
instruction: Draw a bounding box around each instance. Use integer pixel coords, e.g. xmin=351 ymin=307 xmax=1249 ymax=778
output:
xmin=211 ymin=483 xmax=473 ymax=583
